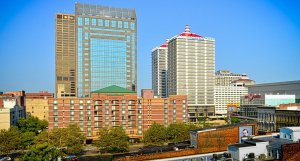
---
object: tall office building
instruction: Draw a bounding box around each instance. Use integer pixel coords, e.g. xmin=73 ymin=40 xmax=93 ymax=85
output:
xmin=152 ymin=40 xmax=168 ymax=98
xmin=55 ymin=3 xmax=137 ymax=98
xmin=55 ymin=14 xmax=76 ymax=98
xmin=76 ymin=3 xmax=137 ymax=97
xmin=167 ymin=25 xmax=215 ymax=122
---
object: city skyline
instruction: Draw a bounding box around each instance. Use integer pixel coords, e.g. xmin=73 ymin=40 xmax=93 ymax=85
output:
xmin=1 ymin=0 xmax=300 ymax=94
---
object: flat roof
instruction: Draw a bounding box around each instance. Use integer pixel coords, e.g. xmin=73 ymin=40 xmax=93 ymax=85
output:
xmin=249 ymin=80 xmax=300 ymax=87
xmin=229 ymin=143 xmax=255 ymax=148
xmin=255 ymin=136 xmax=294 ymax=148
xmin=245 ymin=139 xmax=267 ymax=143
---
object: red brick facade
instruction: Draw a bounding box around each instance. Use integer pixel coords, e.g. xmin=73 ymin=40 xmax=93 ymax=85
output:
xmin=282 ymin=142 xmax=300 ymax=161
xmin=48 ymin=93 xmax=188 ymax=139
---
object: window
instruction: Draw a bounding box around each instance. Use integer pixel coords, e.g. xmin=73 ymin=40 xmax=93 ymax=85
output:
xmin=84 ymin=18 xmax=89 ymax=25
xmin=105 ymin=20 xmax=110 ymax=27
xmin=118 ymin=21 xmax=122 ymax=28
xmin=124 ymin=22 xmax=128 ymax=28
xmin=130 ymin=22 xmax=135 ymax=30
xmin=92 ymin=18 xmax=96 ymax=26
xmin=112 ymin=20 xmax=116 ymax=27
xmin=78 ymin=17 xmax=82 ymax=26
xmin=98 ymin=19 xmax=103 ymax=26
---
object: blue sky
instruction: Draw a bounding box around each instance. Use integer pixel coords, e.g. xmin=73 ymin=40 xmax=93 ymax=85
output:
xmin=0 ymin=0 xmax=300 ymax=93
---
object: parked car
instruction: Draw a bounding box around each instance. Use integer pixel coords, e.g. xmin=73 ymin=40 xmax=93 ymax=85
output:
xmin=0 ymin=157 xmax=11 ymax=161
xmin=63 ymin=155 xmax=78 ymax=161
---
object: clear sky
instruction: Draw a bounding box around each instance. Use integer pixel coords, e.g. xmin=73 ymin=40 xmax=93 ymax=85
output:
xmin=0 ymin=0 xmax=300 ymax=94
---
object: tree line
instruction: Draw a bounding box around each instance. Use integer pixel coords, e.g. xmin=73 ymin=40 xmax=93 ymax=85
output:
xmin=0 ymin=116 xmax=85 ymax=160
xmin=95 ymin=122 xmax=199 ymax=153
xmin=0 ymin=117 xmax=200 ymax=158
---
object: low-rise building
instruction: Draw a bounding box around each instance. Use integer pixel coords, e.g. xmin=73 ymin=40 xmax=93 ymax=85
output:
xmin=228 ymin=139 xmax=269 ymax=161
xmin=0 ymin=92 xmax=26 ymax=130
xmin=257 ymin=106 xmax=300 ymax=132
xmin=248 ymin=80 xmax=300 ymax=103
xmin=48 ymin=85 xmax=188 ymax=140
xmin=26 ymin=91 xmax=54 ymax=121
xmin=190 ymin=123 xmax=258 ymax=153
xmin=240 ymin=94 xmax=295 ymax=118
xmin=228 ymin=126 xmax=300 ymax=160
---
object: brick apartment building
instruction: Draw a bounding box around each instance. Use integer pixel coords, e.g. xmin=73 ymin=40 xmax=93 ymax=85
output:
xmin=48 ymin=85 xmax=187 ymax=140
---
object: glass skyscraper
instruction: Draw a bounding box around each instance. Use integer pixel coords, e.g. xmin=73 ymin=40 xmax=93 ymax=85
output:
xmin=76 ymin=3 xmax=137 ymax=97
xmin=55 ymin=3 xmax=137 ymax=98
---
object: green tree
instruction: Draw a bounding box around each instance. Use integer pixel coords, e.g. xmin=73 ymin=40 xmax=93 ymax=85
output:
xmin=21 ymin=143 xmax=62 ymax=161
xmin=49 ymin=124 xmax=85 ymax=154
xmin=96 ymin=127 xmax=129 ymax=153
xmin=34 ymin=131 xmax=50 ymax=145
xmin=143 ymin=122 xmax=167 ymax=146
xmin=20 ymin=132 xmax=36 ymax=150
xmin=64 ymin=124 xmax=85 ymax=154
xmin=17 ymin=116 xmax=48 ymax=134
xmin=231 ymin=117 xmax=240 ymax=124
xmin=166 ymin=123 xmax=199 ymax=143
xmin=0 ymin=127 xmax=21 ymax=154
xmin=167 ymin=122 xmax=186 ymax=143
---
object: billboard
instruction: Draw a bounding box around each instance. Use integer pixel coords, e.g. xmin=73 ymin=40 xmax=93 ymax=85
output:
xmin=239 ymin=126 xmax=253 ymax=143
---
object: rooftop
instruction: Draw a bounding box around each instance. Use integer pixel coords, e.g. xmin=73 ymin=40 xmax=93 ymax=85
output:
xmin=75 ymin=3 xmax=136 ymax=19
xmin=248 ymin=80 xmax=300 ymax=87
xmin=256 ymin=136 xmax=294 ymax=148
xmin=178 ymin=25 xmax=203 ymax=38
xmin=92 ymin=85 xmax=135 ymax=94
xmin=244 ymin=138 xmax=268 ymax=143
xmin=229 ymin=143 xmax=255 ymax=148
xmin=281 ymin=127 xmax=300 ymax=132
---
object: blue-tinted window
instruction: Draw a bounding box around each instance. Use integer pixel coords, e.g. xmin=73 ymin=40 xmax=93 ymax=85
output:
xmin=131 ymin=22 xmax=135 ymax=30
xmin=78 ymin=17 xmax=82 ymax=26
xmin=98 ymin=19 xmax=103 ymax=26
xmin=90 ymin=38 xmax=127 ymax=91
xmin=118 ymin=21 xmax=122 ymax=28
xmin=112 ymin=20 xmax=116 ymax=27
xmin=105 ymin=20 xmax=110 ymax=27
xmin=124 ymin=22 xmax=128 ymax=28
xmin=85 ymin=18 xmax=89 ymax=25
xmin=92 ymin=18 xmax=96 ymax=26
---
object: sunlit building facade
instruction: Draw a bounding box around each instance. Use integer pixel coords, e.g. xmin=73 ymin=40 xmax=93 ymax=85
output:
xmin=48 ymin=85 xmax=187 ymax=140
xmin=76 ymin=3 xmax=137 ymax=97
xmin=152 ymin=40 xmax=168 ymax=98
xmin=55 ymin=14 xmax=76 ymax=98
xmin=168 ymin=25 xmax=215 ymax=122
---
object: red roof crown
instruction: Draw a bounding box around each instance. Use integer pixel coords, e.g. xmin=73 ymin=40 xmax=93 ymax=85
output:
xmin=179 ymin=25 xmax=203 ymax=38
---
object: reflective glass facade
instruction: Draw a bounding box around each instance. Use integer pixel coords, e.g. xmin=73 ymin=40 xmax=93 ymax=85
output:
xmin=76 ymin=3 xmax=137 ymax=97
